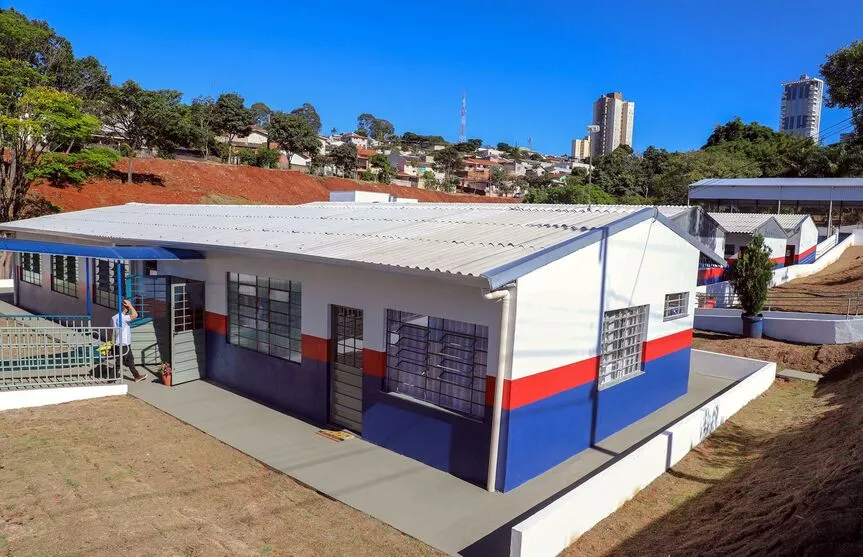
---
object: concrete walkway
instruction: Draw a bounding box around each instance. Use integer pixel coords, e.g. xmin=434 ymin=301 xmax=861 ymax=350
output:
xmin=777 ymin=368 xmax=822 ymax=382
xmin=129 ymin=371 xmax=734 ymax=556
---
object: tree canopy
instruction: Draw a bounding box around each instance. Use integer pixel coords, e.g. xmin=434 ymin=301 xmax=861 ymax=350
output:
xmin=821 ymin=40 xmax=863 ymax=135
xmin=102 ymin=80 xmax=185 ymax=181
xmin=269 ymin=112 xmax=320 ymax=169
xmin=290 ymin=102 xmax=321 ymax=133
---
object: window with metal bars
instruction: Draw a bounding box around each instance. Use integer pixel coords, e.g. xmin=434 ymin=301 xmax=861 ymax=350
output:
xmin=227 ymin=273 xmax=302 ymax=363
xmin=334 ymin=307 xmax=363 ymax=369
xmin=385 ymin=310 xmax=489 ymax=420
xmin=663 ymin=292 xmax=689 ymax=321
xmin=93 ymin=259 xmax=129 ymax=309
xmin=19 ymin=252 xmax=41 ymax=286
xmin=599 ymin=305 xmax=649 ymax=389
xmin=51 ymin=255 xmax=78 ymax=297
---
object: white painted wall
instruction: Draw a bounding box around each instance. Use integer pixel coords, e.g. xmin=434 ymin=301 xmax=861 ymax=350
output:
xmin=696 ymin=230 xmax=856 ymax=300
xmin=724 ymin=232 xmax=786 ymax=261
xmin=0 ymin=384 xmax=127 ymax=411
xmin=511 ymin=219 xmax=698 ymax=381
xmin=158 ymin=251 xmax=504 ymax=372
xmin=509 ymin=352 xmax=776 ymax=557
xmin=694 ymin=308 xmax=863 ymax=344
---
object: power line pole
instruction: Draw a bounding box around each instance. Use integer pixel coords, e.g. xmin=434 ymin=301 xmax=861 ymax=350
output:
xmin=586 ymin=125 xmax=600 ymax=207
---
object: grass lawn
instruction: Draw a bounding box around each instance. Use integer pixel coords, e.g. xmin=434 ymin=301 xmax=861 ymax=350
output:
xmin=563 ymin=378 xmax=835 ymax=556
xmin=0 ymin=396 xmax=441 ymax=557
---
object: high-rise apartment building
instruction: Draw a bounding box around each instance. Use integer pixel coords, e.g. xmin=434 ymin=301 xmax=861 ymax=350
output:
xmin=570 ymin=135 xmax=591 ymax=160
xmin=591 ymin=92 xmax=635 ymax=158
xmin=779 ymin=74 xmax=823 ymax=142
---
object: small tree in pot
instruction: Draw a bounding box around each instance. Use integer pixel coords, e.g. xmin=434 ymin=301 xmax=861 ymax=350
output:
xmin=729 ymin=233 xmax=774 ymax=338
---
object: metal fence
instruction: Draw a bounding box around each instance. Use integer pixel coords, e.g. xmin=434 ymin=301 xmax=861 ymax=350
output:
xmin=697 ymin=291 xmax=863 ymax=318
xmin=0 ymin=314 xmax=123 ymax=390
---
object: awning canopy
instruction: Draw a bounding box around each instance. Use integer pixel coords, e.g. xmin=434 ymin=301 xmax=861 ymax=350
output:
xmin=0 ymin=238 xmax=203 ymax=260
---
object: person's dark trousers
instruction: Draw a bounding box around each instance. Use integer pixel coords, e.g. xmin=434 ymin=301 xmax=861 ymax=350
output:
xmin=112 ymin=345 xmax=142 ymax=379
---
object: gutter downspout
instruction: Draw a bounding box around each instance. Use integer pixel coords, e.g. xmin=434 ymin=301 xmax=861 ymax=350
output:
xmin=484 ymin=284 xmax=514 ymax=492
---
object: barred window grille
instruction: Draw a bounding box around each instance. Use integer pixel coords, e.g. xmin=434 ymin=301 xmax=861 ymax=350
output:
xmin=599 ymin=305 xmax=649 ymax=389
xmin=93 ymin=259 xmax=129 ymax=309
xmin=20 ymin=252 xmax=41 ymax=286
xmin=663 ymin=292 xmax=689 ymax=321
xmin=385 ymin=310 xmax=488 ymax=419
xmin=227 ymin=273 xmax=302 ymax=363
xmin=51 ymin=255 xmax=78 ymax=297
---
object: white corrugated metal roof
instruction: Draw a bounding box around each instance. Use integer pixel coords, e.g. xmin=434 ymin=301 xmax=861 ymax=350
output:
xmin=708 ymin=212 xmax=809 ymax=233
xmin=692 ymin=178 xmax=863 ymax=187
xmin=0 ymin=203 xmax=720 ymax=287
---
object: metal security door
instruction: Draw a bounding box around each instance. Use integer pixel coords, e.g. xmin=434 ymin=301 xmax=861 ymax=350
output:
xmin=330 ymin=306 xmax=363 ymax=432
xmin=170 ymin=281 xmax=205 ymax=385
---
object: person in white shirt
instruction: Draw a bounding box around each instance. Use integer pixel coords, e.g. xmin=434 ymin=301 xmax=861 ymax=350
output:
xmin=112 ymin=299 xmax=146 ymax=382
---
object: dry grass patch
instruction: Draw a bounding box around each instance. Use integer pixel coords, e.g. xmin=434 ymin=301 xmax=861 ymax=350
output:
xmin=0 ymin=396 xmax=441 ymax=557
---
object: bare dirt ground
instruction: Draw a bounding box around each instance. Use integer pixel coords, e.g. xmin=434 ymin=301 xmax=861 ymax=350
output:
xmin=693 ymin=330 xmax=863 ymax=374
xmin=32 ymin=158 xmax=518 ymax=213
xmin=767 ymin=246 xmax=863 ymax=314
xmin=0 ymin=396 xmax=441 ymax=557
xmin=565 ymin=341 xmax=863 ymax=557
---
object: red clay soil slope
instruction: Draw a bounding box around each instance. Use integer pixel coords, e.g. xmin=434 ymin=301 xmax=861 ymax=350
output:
xmin=31 ymin=158 xmax=520 ymax=212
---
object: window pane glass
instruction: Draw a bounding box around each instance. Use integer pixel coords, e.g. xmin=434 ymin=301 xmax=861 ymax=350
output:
xmin=384 ymin=309 xmax=488 ymax=419
xmin=226 ymin=272 xmax=302 ymax=363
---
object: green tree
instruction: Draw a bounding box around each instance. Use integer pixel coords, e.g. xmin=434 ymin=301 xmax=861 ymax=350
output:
xmin=422 ymin=170 xmax=438 ymax=190
xmin=102 ymin=80 xmax=185 ymax=182
xmin=433 ymin=145 xmax=465 ymax=184
xmin=213 ymin=92 xmax=254 ymax=163
xmin=330 ymin=142 xmax=357 ymax=178
xmin=402 ymin=132 xmax=447 ymax=147
xmin=356 ymin=113 xmax=375 ymax=136
xmin=250 ymin=101 xmax=272 ymax=129
xmin=236 ymin=147 xmax=280 ymax=168
xmin=360 ymin=171 xmax=375 ymax=181
xmin=370 ymin=153 xmax=394 ymax=183
xmin=590 ymin=145 xmax=644 ymax=197
xmin=290 ymin=102 xmax=321 ymax=133
xmin=489 ymin=166 xmax=510 ymax=196
xmin=268 ymin=112 xmax=319 ymax=170
xmin=730 ymin=233 xmax=774 ymax=318
xmin=356 ymin=113 xmax=395 ymax=142
xmin=187 ymin=96 xmax=216 ymax=158
xmin=371 ymin=118 xmax=395 ymax=142
xmin=821 ymin=40 xmax=863 ymax=135
xmin=0 ymin=8 xmax=110 ymax=110
xmin=0 ymin=86 xmax=113 ymax=222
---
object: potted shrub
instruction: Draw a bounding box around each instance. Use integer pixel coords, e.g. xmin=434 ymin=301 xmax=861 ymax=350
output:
xmin=729 ymin=233 xmax=774 ymax=338
xmin=158 ymin=362 xmax=173 ymax=386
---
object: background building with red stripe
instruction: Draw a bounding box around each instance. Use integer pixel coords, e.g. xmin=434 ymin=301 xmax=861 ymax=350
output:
xmin=2 ymin=201 xmax=726 ymax=492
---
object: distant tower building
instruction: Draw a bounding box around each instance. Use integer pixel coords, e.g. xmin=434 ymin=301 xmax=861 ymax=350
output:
xmin=591 ymin=92 xmax=635 ymax=158
xmin=459 ymin=92 xmax=467 ymax=143
xmin=571 ymin=135 xmax=591 ymax=160
xmin=779 ymin=74 xmax=823 ymax=142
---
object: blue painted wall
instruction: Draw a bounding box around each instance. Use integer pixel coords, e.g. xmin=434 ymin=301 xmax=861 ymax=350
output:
xmin=205 ymin=331 xmax=329 ymax=423
xmin=497 ymin=347 xmax=691 ymax=492
xmin=498 ymin=381 xmax=594 ymax=491
xmin=594 ymin=348 xmax=691 ymax=440
xmin=361 ymin=375 xmax=491 ymax=486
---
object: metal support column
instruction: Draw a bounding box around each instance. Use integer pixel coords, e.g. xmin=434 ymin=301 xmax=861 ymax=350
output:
xmin=85 ymin=257 xmax=91 ymax=318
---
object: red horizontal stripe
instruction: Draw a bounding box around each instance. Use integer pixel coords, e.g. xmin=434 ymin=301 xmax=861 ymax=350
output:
xmin=643 ymin=328 xmax=692 ymax=363
xmin=363 ymin=348 xmax=386 ymax=377
xmin=302 ymin=335 xmax=330 ymax=362
xmin=495 ymin=329 xmax=693 ymax=411
xmin=205 ymin=311 xmax=226 ymax=336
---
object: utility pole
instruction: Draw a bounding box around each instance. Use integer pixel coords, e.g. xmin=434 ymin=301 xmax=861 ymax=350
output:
xmin=586 ymin=125 xmax=600 ymax=207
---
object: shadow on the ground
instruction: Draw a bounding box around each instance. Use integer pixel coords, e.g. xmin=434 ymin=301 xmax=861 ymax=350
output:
xmin=580 ymin=363 xmax=863 ymax=557
xmin=107 ymin=169 xmax=166 ymax=186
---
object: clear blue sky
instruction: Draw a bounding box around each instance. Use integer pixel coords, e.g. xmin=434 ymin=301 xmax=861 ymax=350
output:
xmin=7 ymin=0 xmax=861 ymax=153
